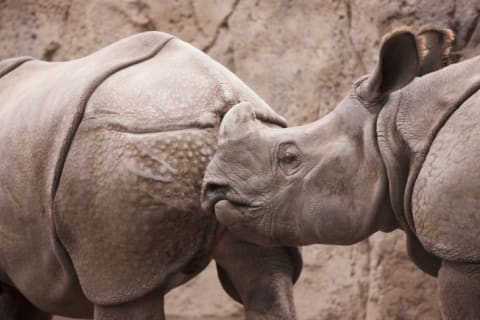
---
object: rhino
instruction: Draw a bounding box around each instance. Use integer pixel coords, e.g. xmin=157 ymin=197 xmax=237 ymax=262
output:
xmin=0 ymin=32 xmax=302 ymax=320
xmin=201 ymin=27 xmax=480 ymax=319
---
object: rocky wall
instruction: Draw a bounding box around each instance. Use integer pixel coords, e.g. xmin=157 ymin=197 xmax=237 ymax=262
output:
xmin=1 ymin=0 xmax=480 ymax=319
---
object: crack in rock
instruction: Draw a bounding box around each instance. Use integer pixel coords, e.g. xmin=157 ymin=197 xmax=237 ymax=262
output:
xmin=202 ymin=0 xmax=240 ymax=53
xmin=344 ymin=0 xmax=367 ymax=74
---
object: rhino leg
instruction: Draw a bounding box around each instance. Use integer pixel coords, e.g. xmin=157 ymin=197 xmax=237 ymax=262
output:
xmin=93 ymin=289 xmax=164 ymax=320
xmin=0 ymin=284 xmax=51 ymax=320
xmin=212 ymin=229 xmax=300 ymax=320
xmin=438 ymin=261 xmax=480 ymax=320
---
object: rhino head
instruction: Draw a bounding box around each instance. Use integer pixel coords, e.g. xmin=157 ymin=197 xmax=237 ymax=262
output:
xmin=201 ymin=27 xmax=454 ymax=246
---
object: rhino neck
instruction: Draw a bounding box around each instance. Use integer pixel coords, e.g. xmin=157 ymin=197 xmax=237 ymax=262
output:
xmin=376 ymin=93 xmax=411 ymax=233
xmin=328 ymin=103 xmax=398 ymax=238
xmin=357 ymin=108 xmax=399 ymax=235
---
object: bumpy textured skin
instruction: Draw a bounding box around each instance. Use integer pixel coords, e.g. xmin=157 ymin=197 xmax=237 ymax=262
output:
xmin=377 ymin=55 xmax=480 ymax=269
xmin=409 ymin=59 xmax=480 ymax=262
xmin=0 ymin=32 xmax=300 ymax=319
xmin=415 ymin=95 xmax=480 ymax=261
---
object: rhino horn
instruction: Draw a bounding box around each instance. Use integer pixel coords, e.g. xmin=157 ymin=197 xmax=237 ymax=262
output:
xmin=219 ymin=102 xmax=258 ymax=144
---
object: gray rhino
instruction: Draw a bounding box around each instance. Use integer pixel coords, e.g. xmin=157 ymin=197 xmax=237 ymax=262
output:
xmin=0 ymin=32 xmax=302 ymax=320
xmin=201 ymin=28 xmax=480 ymax=319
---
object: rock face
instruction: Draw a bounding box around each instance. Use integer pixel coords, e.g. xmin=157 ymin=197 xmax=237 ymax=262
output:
xmin=1 ymin=1 xmax=480 ymax=319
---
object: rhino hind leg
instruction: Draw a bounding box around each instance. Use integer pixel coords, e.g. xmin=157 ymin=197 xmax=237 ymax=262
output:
xmin=0 ymin=284 xmax=51 ymax=320
xmin=438 ymin=261 xmax=480 ymax=320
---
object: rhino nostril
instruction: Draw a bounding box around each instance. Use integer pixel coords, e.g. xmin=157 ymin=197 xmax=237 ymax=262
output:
xmin=201 ymin=182 xmax=230 ymax=214
xmin=205 ymin=183 xmax=230 ymax=202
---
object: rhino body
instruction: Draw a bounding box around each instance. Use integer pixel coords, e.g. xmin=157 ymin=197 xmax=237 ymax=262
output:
xmin=0 ymin=32 xmax=301 ymax=320
xmin=202 ymin=28 xmax=480 ymax=319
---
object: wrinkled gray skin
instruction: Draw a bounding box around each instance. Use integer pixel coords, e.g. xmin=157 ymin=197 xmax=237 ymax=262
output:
xmin=203 ymin=28 xmax=480 ymax=319
xmin=0 ymin=32 xmax=301 ymax=320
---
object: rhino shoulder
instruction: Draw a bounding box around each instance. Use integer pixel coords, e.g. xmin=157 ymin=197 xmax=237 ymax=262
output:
xmin=412 ymin=89 xmax=480 ymax=263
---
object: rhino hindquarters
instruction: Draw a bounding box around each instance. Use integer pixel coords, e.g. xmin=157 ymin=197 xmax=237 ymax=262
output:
xmin=54 ymin=117 xmax=217 ymax=305
xmin=412 ymin=90 xmax=480 ymax=263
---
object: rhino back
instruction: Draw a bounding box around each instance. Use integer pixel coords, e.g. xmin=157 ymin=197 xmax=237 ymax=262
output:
xmin=413 ymin=89 xmax=480 ymax=262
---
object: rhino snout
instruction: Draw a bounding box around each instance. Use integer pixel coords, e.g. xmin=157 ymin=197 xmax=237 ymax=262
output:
xmin=201 ymin=180 xmax=231 ymax=214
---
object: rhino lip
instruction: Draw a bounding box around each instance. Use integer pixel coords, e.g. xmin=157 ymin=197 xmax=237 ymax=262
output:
xmin=201 ymin=183 xmax=263 ymax=214
xmin=215 ymin=198 xmax=264 ymax=224
xmin=222 ymin=195 xmax=263 ymax=210
xmin=201 ymin=184 xmax=262 ymax=215
xmin=211 ymin=195 xmax=262 ymax=215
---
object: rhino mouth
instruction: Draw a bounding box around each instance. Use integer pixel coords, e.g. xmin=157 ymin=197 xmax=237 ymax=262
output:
xmin=201 ymin=182 xmax=262 ymax=217
xmin=213 ymin=198 xmax=264 ymax=228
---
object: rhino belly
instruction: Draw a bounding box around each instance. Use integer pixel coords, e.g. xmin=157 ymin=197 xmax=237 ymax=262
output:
xmin=413 ymin=90 xmax=480 ymax=262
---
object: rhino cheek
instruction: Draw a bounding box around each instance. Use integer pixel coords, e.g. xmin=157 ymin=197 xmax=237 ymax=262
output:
xmin=215 ymin=201 xmax=274 ymax=246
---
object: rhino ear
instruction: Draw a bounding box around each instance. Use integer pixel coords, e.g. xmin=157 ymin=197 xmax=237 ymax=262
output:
xmin=358 ymin=27 xmax=425 ymax=102
xmin=417 ymin=27 xmax=455 ymax=76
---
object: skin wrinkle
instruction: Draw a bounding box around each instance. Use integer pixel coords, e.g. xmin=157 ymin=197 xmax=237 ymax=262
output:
xmin=361 ymin=111 xmax=391 ymax=234
xmin=269 ymin=142 xmax=289 ymax=244
xmin=81 ymin=111 xmax=220 ymax=134
xmin=377 ymin=91 xmax=412 ymax=232
xmin=267 ymin=202 xmax=275 ymax=246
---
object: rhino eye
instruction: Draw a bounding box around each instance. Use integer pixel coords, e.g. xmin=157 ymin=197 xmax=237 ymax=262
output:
xmin=279 ymin=152 xmax=298 ymax=165
xmin=278 ymin=143 xmax=302 ymax=175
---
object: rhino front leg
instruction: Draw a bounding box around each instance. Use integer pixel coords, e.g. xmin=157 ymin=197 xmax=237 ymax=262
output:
xmin=93 ymin=289 xmax=165 ymax=320
xmin=438 ymin=260 xmax=480 ymax=320
xmin=212 ymin=229 xmax=301 ymax=320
